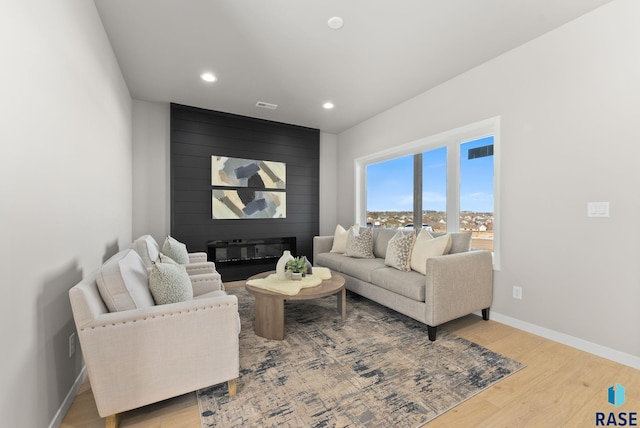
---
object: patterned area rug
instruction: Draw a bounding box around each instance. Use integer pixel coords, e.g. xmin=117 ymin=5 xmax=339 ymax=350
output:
xmin=198 ymin=288 xmax=524 ymax=427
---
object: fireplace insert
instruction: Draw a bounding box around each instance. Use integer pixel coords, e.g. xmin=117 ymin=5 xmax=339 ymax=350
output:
xmin=207 ymin=237 xmax=296 ymax=281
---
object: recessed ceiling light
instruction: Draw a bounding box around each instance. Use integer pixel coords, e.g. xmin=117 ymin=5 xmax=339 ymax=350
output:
xmin=200 ymin=72 xmax=216 ymax=82
xmin=327 ymin=16 xmax=344 ymax=30
xmin=323 ymin=102 xmax=335 ymax=110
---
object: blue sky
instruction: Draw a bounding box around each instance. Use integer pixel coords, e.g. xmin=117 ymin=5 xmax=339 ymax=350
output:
xmin=367 ymin=136 xmax=494 ymax=213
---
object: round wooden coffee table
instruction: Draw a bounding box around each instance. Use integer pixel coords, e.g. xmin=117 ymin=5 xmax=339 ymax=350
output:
xmin=245 ymin=270 xmax=346 ymax=340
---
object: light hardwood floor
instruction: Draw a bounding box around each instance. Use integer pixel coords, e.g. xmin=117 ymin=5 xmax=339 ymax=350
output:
xmin=62 ymin=281 xmax=640 ymax=427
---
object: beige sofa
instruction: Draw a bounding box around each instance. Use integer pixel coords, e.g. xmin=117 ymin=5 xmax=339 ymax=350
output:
xmin=69 ymin=249 xmax=239 ymax=427
xmin=313 ymin=228 xmax=493 ymax=341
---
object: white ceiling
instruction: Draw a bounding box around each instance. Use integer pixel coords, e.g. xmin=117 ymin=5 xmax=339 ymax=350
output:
xmin=95 ymin=0 xmax=614 ymax=134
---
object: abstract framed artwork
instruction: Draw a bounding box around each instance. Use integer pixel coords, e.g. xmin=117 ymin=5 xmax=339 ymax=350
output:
xmin=212 ymin=189 xmax=286 ymax=219
xmin=211 ymin=155 xmax=287 ymax=219
xmin=212 ymin=156 xmax=286 ymax=189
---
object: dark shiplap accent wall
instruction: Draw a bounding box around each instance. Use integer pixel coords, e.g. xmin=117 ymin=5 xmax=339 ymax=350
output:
xmin=170 ymin=104 xmax=320 ymax=279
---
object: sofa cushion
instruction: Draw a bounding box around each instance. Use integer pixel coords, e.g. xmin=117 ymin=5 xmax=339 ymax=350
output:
xmin=148 ymin=261 xmax=193 ymax=305
xmin=384 ymin=231 xmax=416 ymax=272
xmin=345 ymin=227 xmax=374 ymax=258
xmin=330 ymin=224 xmax=349 ymax=253
xmin=195 ymin=289 xmax=228 ymax=300
xmin=339 ymin=256 xmax=387 ymax=283
xmin=430 ymin=231 xmax=472 ymax=254
xmin=371 ymin=267 xmax=426 ymax=302
xmin=410 ymin=231 xmax=451 ymax=275
xmin=161 ymin=236 xmax=189 ymax=264
xmin=96 ymin=249 xmax=155 ymax=312
xmin=372 ymin=228 xmax=399 ymax=259
xmin=315 ymin=252 xmax=348 ymax=273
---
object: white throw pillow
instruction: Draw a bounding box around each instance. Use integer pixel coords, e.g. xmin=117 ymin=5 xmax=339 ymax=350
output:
xmin=96 ymin=249 xmax=155 ymax=312
xmin=385 ymin=231 xmax=416 ymax=271
xmin=330 ymin=224 xmax=350 ymax=253
xmin=162 ymin=235 xmax=189 ymax=264
xmin=410 ymin=231 xmax=452 ymax=275
xmin=148 ymin=261 xmax=193 ymax=305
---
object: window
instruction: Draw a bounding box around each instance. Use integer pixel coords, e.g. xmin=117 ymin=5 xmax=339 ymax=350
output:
xmin=422 ymin=147 xmax=447 ymax=233
xmin=366 ymin=155 xmax=413 ymax=229
xmin=460 ymin=137 xmax=494 ymax=251
xmin=356 ymin=117 xmax=500 ymax=268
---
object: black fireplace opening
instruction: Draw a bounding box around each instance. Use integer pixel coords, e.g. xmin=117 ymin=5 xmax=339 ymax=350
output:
xmin=207 ymin=237 xmax=296 ymax=281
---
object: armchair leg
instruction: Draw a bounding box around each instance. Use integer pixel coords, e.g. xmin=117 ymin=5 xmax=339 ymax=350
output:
xmin=427 ymin=325 xmax=437 ymax=341
xmin=105 ymin=414 xmax=119 ymax=428
xmin=482 ymin=308 xmax=490 ymax=321
xmin=228 ymin=378 xmax=237 ymax=398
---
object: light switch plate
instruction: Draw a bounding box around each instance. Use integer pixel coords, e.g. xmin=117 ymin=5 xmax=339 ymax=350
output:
xmin=588 ymin=202 xmax=609 ymax=217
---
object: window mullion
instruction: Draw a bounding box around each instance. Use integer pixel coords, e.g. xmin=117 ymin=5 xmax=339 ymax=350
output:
xmin=413 ymin=153 xmax=422 ymax=229
xmin=446 ymin=141 xmax=460 ymax=232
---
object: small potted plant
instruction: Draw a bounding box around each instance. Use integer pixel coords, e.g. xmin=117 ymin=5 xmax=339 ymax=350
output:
xmin=285 ymin=257 xmax=307 ymax=281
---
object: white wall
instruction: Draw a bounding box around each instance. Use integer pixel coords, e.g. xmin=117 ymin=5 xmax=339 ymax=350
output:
xmin=132 ymin=100 xmax=170 ymax=244
xmin=336 ymin=0 xmax=640 ymax=363
xmin=0 ymin=1 xmax=132 ymax=426
xmin=319 ymin=132 xmax=338 ymax=235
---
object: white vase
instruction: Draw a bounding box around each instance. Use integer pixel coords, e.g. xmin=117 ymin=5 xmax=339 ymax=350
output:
xmin=276 ymin=250 xmax=294 ymax=280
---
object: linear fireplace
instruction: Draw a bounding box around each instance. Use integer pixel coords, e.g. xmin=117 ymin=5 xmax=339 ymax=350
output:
xmin=207 ymin=237 xmax=296 ymax=281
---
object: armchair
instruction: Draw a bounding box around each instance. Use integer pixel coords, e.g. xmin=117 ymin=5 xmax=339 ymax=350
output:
xmin=69 ymin=249 xmax=239 ymax=428
xmin=132 ymin=234 xmax=219 ymax=278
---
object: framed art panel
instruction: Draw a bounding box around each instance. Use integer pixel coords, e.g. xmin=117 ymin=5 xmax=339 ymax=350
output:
xmin=212 ymin=156 xmax=286 ymax=189
xmin=212 ymin=189 xmax=286 ymax=219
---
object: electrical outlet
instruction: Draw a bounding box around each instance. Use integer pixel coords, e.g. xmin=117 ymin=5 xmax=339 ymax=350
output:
xmin=512 ymin=286 xmax=523 ymax=300
xmin=69 ymin=332 xmax=76 ymax=358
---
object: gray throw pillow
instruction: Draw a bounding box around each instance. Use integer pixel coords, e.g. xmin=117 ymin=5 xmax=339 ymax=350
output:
xmin=384 ymin=231 xmax=416 ymax=271
xmin=161 ymin=236 xmax=189 ymax=264
xmin=449 ymin=232 xmax=473 ymax=253
xmin=148 ymin=261 xmax=193 ymax=305
xmin=345 ymin=227 xmax=374 ymax=258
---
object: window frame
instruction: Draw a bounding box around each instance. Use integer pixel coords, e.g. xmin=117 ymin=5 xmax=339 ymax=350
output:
xmin=354 ymin=116 xmax=501 ymax=269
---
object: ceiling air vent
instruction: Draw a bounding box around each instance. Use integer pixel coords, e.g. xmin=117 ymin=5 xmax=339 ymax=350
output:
xmin=256 ymin=101 xmax=278 ymax=110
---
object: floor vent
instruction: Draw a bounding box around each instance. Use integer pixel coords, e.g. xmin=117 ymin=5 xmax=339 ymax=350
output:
xmin=256 ymin=101 xmax=278 ymax=110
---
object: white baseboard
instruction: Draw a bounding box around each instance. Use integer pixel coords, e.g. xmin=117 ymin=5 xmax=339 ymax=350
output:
xmin=490 ymin=311 xmax=640 ymax=370
xmin=49 ymin=366 xmax=87 ymax=428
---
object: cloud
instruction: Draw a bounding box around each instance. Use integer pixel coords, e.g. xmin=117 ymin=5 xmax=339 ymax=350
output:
xmin=460 ymin=192 xmax=494 ymax=212
xmin=461 ymin=192 xmax=493 ymax=202
xmin=367 ymin=193 xmax=413 ymax=211
xmin=424 ymin=162 xmax=446 ymax=170
xmin=422 ymin=191 xmax=446 ymax=203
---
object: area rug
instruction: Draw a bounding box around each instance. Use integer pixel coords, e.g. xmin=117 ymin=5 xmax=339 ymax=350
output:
xmin=197 ymin=288 xmax=525 ymax=427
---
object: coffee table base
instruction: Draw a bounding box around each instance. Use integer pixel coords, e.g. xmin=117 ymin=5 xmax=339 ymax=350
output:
xmin=246 ymin=272 xmax=346 ymax=340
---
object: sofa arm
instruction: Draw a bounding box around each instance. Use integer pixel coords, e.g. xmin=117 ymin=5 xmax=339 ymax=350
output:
xmin=188 ymin=252 xmax=208 ymax=264
xmin=190 ymin=272 xmax=223 ymax=295
xmin=313 ymin=236 xmax=334 ymax=264
xmin=185 ymin=261 xmax=216 ymax=276
xmin=424 ymin=250 xmax=493 ymax=327
xmin=76 ymin=294 xmax=239 ymax=417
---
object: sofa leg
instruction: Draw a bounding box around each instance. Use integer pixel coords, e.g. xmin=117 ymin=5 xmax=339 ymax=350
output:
xmin=105 ymin=414 xmax=119 ymax=428
xmin=427 ymin=325 xmax=437 ymax=341
xmin=482 ymin=308 xmax=490 ymax=321
xmin=228 ymin=378 xmax=237 ymax=398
